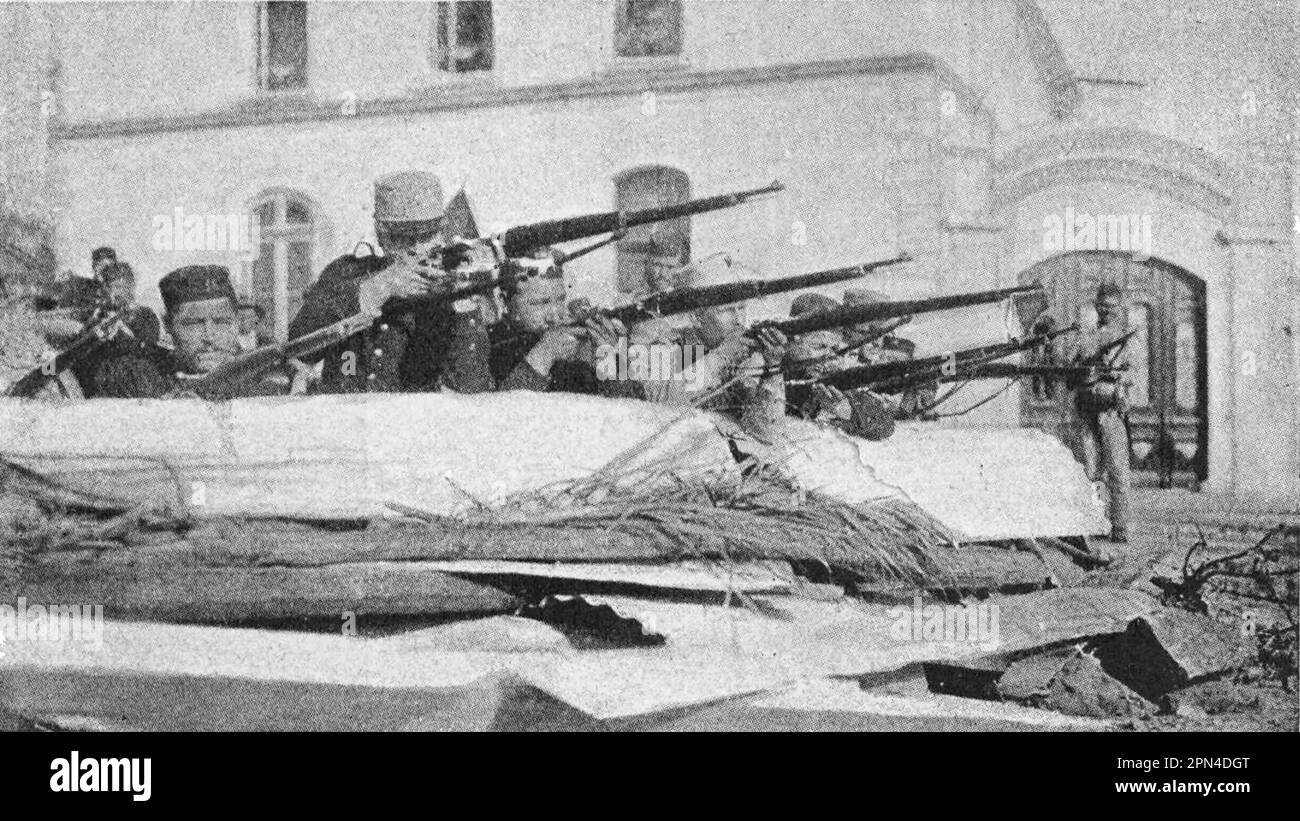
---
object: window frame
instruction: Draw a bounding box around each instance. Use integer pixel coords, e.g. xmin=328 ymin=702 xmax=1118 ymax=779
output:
xmin=612 ymin=0 xmax=687 ymax=68
xmin=246 ymin=190 xmax=323 ymax=342
xmin=430 ymin=0 xmax=496 ymax=76
xmin=256 ymin=1 xmax=310 ymax=94
xmin=613 ymin=165 xmax=692 ymax=294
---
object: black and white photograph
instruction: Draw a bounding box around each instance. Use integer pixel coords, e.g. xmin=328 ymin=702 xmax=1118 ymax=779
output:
xmin=0 ymin=0 xmax=1296 ymax=751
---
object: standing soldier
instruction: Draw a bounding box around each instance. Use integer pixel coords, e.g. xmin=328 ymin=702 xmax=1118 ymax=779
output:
xmin=288 ymin=170 xmax=492 ymax=394
xmin=1072 ymin=281 xmax=1134 ymax=544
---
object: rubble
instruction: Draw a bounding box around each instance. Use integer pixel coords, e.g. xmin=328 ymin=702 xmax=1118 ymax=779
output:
xmin=1093 ymin=610 xmax=1257 ymax=702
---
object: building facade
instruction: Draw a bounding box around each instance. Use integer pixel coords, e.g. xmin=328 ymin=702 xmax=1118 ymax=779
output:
xmin=6 ymin=0 xmax=1298 ymax=506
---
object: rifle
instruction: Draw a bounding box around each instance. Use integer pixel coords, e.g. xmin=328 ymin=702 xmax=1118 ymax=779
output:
xmin=1084 ymin=328 xmax=1138 ymax=368
xmin=755 ymin=283 xmax=1043 ymax=339
xmin=948 ymin=362 xmax=1130 ymax=384
xmin=566 ymin=253 xmax=912 ymax=327
xmin=192 ymin=252 xmax=901 ymax=397
xmin=834 ymin=316 xmax=911 ymax=356
xmin=5 ymin=306 xmax=135 ymax=397
xmin=424 ymin=181 xmax=785 ymax=276
xmin=787 ymin=323 xmax=1079 ymax=396
xmin=186 ymin=312 xmax=378 ymax=399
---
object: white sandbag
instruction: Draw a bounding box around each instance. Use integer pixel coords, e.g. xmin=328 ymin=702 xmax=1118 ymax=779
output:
xmin=773 ymin=419 xmax=1108 ymax=540
xmin=0 ymin=392 xmax=736 ymax=519
xmin=1 ymin=392 xmax=1107 ymax=539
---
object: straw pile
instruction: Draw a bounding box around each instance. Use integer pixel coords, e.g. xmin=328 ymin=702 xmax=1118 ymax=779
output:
xmin=393 ymin=457 xmax=960 ymax=588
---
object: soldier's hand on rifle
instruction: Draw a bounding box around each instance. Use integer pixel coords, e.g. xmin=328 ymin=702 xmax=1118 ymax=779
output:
xmin=749 ymin=327 xmax=787 ymax=368
xmin=811 ymin=383 xmax=852 ymax=418
xmin=582 ymin=316 xmax=627 ymax=350
xmin=525 ymin=327 xmax=582 ymax=375
xmin=358 ymin=265 xmax=435 ymax=317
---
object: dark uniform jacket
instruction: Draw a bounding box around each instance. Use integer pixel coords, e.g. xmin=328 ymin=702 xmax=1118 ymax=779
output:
xmin=68 ymin=304 xmax=161 ymax=398
xmin=92 ymin=346 xmax=289 ymax=399
xmin=289 ymin=253 xmax=492 ymax=394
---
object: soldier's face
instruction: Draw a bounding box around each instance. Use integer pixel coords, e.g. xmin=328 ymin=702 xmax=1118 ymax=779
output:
xmin=646 ymin=257 xmax=681 ymax=293
xmin=1096 ymin=296 xmax=1121 ymax=325
xmin=104 ymin=277 xmax=135 ymax=308
xmin=511 ymin=276 xmax=568 ymax=333
xmin=167 ymin=297 xmax=241 ymax=374
xmin=696 ymin=304 xmax=747 ymax=348
xmin=787 ymin=330 xmax=845 ymax=377
xmin=378 ymin=221 xmax=446 ymax=261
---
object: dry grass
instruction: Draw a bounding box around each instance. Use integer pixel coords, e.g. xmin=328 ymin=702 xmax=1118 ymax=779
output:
xmin=394 ymin=459 xmax=960 ymax=588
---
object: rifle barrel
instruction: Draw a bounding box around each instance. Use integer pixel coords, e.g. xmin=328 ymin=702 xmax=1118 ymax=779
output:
xmin=763 ymin=283 xmax=1041 ymax=338
xmin=797 ymin=323 xmax=1076 ymax=394
xmin=498 ymin=182 xmax=784 ymax=256
xmin=955 ymin=362 xmax=1127 ymax=382
xmin=601 ymin=253 xmax=911 ymax=325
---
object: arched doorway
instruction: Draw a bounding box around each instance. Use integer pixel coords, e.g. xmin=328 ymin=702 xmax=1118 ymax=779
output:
xmin=1018 ymin=251 xmax=1208 ymax=489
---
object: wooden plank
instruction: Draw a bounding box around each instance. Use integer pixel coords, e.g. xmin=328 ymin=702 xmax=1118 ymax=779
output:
xmin=7 ymin=560 xmax=518 ymax=623
xmin=33 ymin=520 xmax=1091 ymax=600
xmin=2 ymin=668 xmax=602 ymax=732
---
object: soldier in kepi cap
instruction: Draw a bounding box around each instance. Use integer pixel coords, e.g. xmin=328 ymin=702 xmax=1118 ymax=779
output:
xmin=288 ymin=170 xmax=492 ymax=394
xmin=95 ymin=265 xmax=286 ymax=397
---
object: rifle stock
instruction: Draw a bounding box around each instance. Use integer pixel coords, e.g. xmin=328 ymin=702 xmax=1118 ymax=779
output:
xmin=5 ymin=307 xmax=134 ymax=398
xmin=188 ymin=313 xmax=377 ymax=399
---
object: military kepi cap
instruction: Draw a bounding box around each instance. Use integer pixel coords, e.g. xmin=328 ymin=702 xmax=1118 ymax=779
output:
xmin=159 ymin=265 xmax=237 ymax=314
xmin=843 ymin=288 xmax=889 ymax=307
xmin=790 ymin=292 xmax=841 ymax=318
xmin=374 ymin=170 xmax=445 ymax=224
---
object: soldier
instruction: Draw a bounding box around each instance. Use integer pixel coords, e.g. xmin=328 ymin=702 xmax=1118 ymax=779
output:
xmin=1071 ymin=281 xmax=1134 ymax=544
xmin=842 ymin=287 xmax=936 ymax=420
xmin=90 ymin=246 xmax=118 ymax=280
xmin=654 ymin=257 xmax=786 ymax=440
xmin=288 ymin=170 xmax=492 ymax=394
xmin=782 ymin=293 xmax=896 ymax=441
xmin=73 ymin=262 xmax=162 ymax=397
xmin=643 ymin=246 xmax=687 ymax=295
xmin=489 ymin=247 xmax=640 ymax=396
xmin=95 ymin=265 xmax=286 ymax=398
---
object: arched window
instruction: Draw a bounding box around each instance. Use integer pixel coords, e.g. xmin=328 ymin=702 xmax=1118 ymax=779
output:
xmin=249 ymin=190 xmax=320 ymax=341
xmin=614 ymin=166 xmax=690 ymax=293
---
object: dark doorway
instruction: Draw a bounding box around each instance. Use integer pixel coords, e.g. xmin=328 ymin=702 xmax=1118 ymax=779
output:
xmin=1018 ymin=252 xmax=1208 ymax=489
